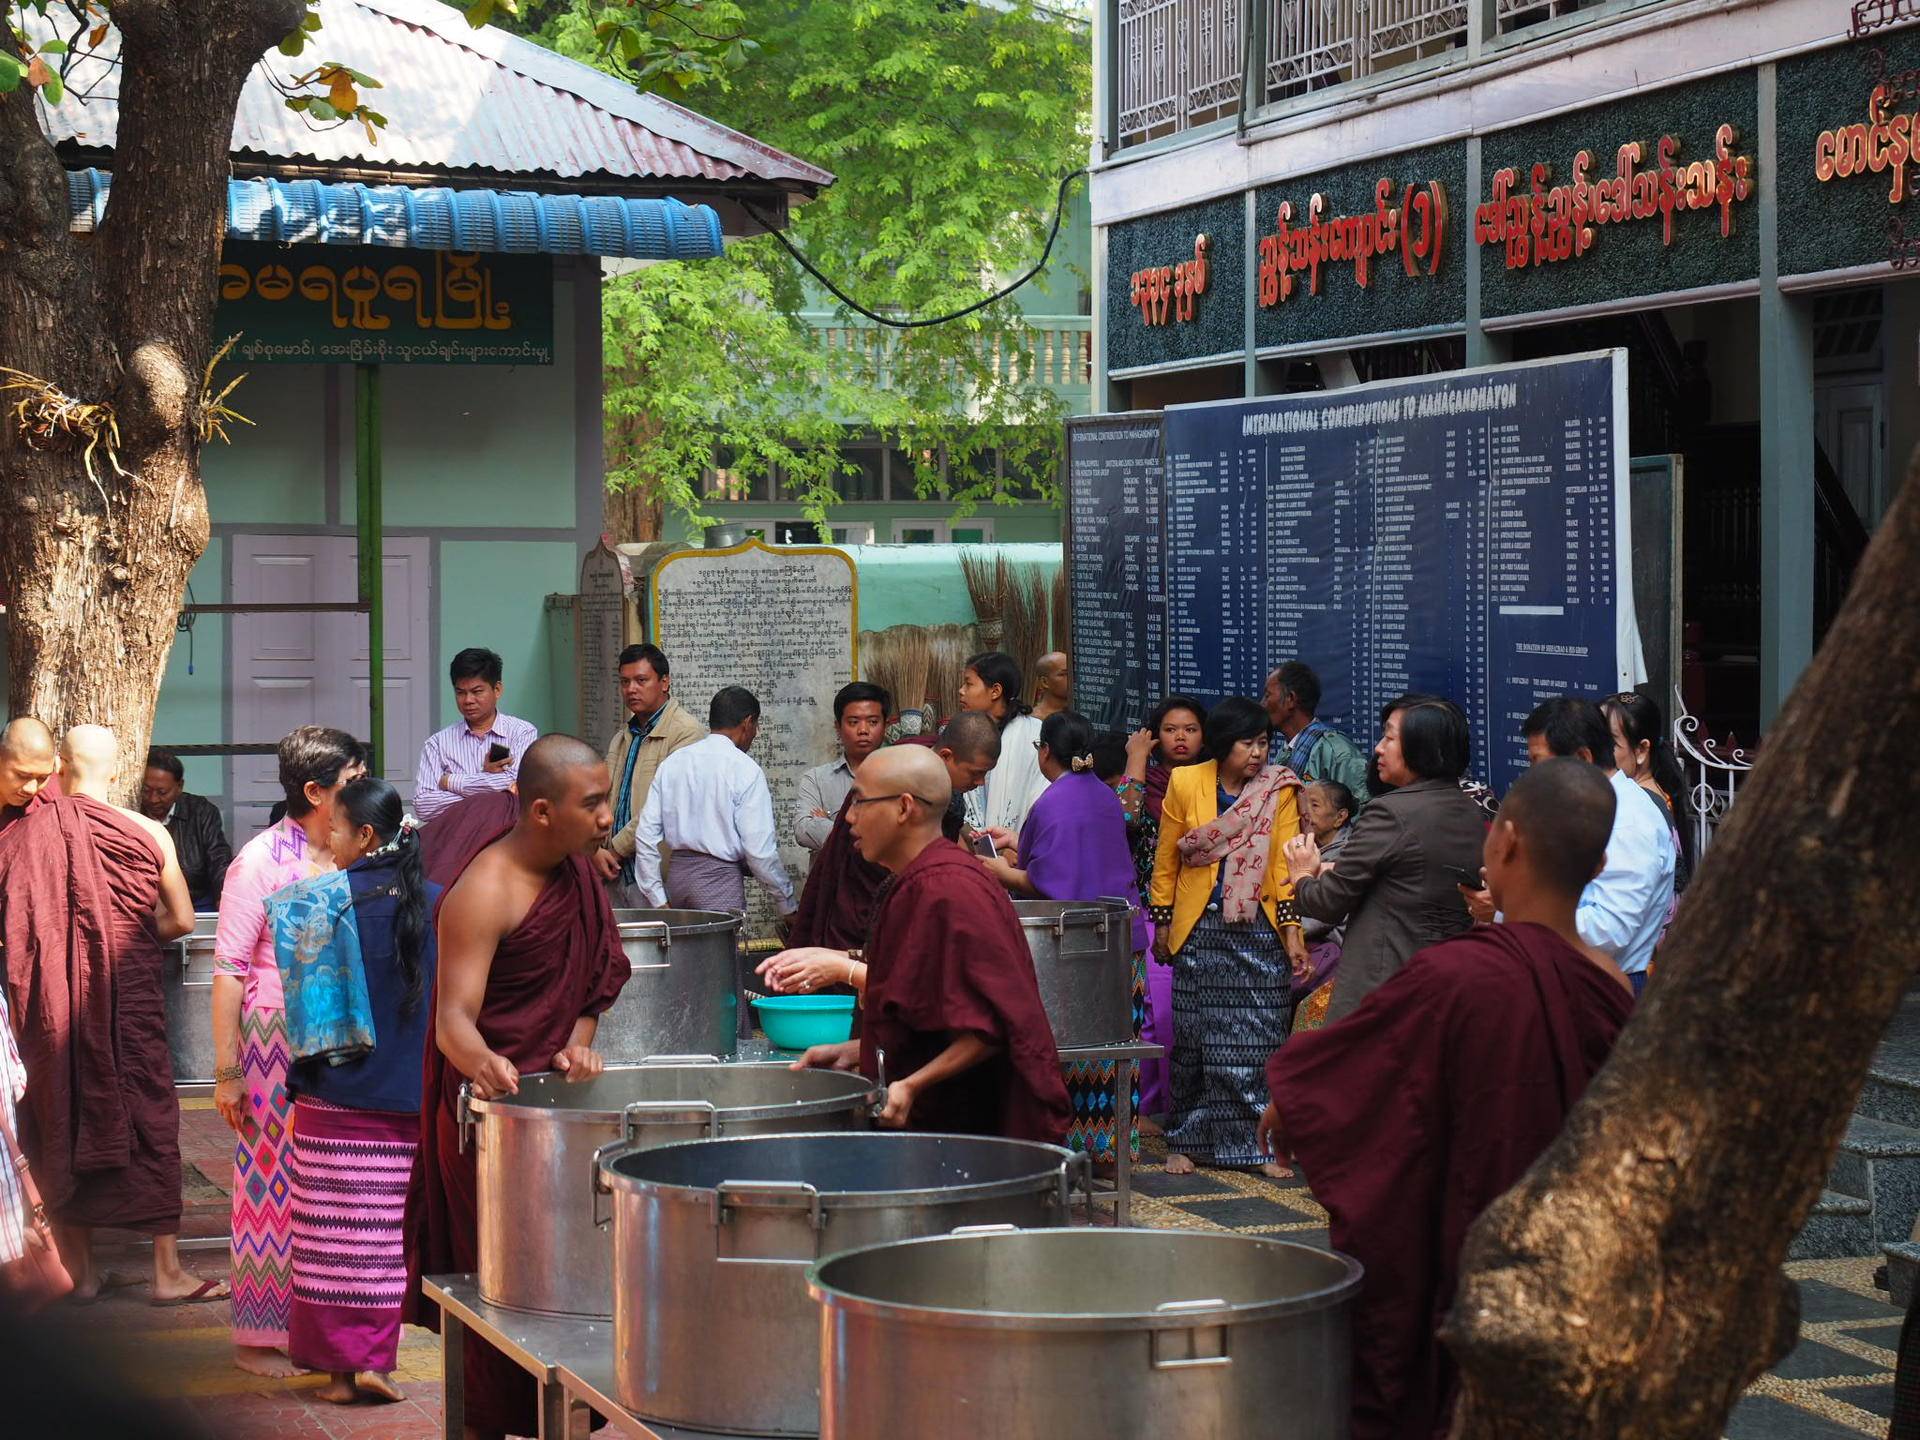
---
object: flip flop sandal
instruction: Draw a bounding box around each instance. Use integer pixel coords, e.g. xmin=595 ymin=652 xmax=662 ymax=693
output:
xmin=150 ymin=1278 xmax=231 ymax=1308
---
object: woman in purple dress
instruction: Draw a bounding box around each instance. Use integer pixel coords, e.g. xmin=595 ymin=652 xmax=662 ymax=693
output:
xmin=984 ymin=710 xmax=1149 ymax=1163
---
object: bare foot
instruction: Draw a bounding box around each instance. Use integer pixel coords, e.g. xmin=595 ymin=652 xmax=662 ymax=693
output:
xmin=233 ymin=1345 xmax=300 ymax=1379
xmin=1136 ymin=1115 xmax=1165 ymax=1137
xmin=1259 ymin=1160 xmax=1294 ymax=1181
xmin=1164 ymin=1152 xmax=1197 ymax=1176
xmin=355 ymin=1371 xmax=404 ymax=1403
xmin=314 ymin=1375 xmax=359 ymax=1405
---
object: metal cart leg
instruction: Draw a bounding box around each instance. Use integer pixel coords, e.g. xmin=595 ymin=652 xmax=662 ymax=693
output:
xmin=1116 ymin=1057 xmax=1136 ymax=1227
xmin=442 ymin=1311 xmax=466 ymax=1440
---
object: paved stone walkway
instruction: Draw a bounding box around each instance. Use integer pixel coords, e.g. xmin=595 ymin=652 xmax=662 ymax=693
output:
xmin=58 ymin=1102 xmax=1900 ymax=1439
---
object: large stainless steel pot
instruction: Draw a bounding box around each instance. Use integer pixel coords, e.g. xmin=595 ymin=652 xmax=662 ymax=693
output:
xmin=1011 ymin=897 xmax=1135 ymax=1048
xmin=810 ymin=1228 xmax=1363 ymax=1439
xmin=602 ymin=908 xmax=742 ymax=1062
xmin=164 ymin=914 xmax=220 ymax=1084
xmin=465 ymin=1060 xmax=877 ymax=1319
xmin=600 ymin=1131 xmax=1086 ymax=1437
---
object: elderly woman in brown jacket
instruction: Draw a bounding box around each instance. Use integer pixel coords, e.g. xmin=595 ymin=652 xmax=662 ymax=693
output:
xmin=1281 ymin=694 xmax=1486 ymax=1024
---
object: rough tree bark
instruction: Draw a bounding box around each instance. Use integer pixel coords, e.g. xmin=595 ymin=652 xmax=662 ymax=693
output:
xmin=0 ymin=0 xmax=300 ymax=800
xmin=1445 ymin=461 xmax=1920 ymax=1436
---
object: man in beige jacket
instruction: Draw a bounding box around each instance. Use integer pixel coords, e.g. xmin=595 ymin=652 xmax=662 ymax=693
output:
xmin=593 ymin=642 xmax=705 ymax=903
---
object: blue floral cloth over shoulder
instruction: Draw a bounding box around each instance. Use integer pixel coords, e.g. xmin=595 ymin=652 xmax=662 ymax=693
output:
xmin=267 ymin=869 xmax=376 ymax=1066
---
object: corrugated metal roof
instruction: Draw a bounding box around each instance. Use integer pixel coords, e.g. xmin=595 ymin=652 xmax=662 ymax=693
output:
xmin=67 ymin=169 xmax=726 ymax=259
xmin=32 ymin=0 xmax=832 ymax=194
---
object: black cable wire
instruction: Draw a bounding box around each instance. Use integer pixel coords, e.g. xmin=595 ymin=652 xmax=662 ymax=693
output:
xmin=740 ymin=168 xmax=1087 ymax=330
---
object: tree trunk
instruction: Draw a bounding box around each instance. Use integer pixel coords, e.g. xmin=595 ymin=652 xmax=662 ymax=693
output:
xmin=0 ymin=0 xmax=300 ymax=801
xmin=1444 ymin=458 xmax=1920 ymax=1436
xmin=604 ymin=479 xmax=663 ymax=546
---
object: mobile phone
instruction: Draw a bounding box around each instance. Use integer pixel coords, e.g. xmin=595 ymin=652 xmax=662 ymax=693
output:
xmin=972 ymin=832 xmax=998 ymax=859
xmin=1443 ymin=863 xmax=1483 ymax=890
xmin=487 ymin=742 xmax=511 ymax=764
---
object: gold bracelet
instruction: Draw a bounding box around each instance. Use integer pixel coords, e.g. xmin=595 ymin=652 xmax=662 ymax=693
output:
xmin=214 ymin=1063 xmax=244 ymax=1083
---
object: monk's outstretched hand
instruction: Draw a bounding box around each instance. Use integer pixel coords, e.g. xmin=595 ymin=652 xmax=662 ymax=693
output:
xmin=789 ymin=1039 xmax=860 ymax=1073
xmin=553 ymin=1045 xmax=604 ymax=1083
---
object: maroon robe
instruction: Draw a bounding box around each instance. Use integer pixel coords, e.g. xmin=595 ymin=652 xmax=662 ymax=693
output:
xmin=1267 ymin=922 xmax=1632 ymax=1440
xmin=788 ymin=792 xmax=888 ymax=951
xmin=406 ymin=821 xmax=629 ymax=1438
xmin=420 ymin=788 xmax=520 ymax=890
xmin=859 ymin=839 xmax=1070 ymax=1144
xmin=0 ymin=793 xmax=181 ymax=1231
xmin=0 ymin=771 xmax=60 ymax=833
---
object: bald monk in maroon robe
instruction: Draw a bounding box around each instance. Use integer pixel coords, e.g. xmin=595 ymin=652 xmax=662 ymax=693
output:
xmin=786 ymin=746 xmax=1068 ymax=1144
xmin=408 ymin=734 xmax=629 ymax=1440
xmin=0 ymin=716 xmax=59 ymax=831
xmin=1259 ymin=758 xmax=1635 ymax=1440
xmin=0 ymin=725 xmax=215 ymax=1302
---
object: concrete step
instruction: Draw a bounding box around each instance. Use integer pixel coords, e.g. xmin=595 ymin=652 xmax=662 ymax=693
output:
xmin=1826 ymin=1115 xmax=1920 ymax=1243
xmin=1789 ymin=1189 xmax=1876 ymax=1261
xmin=1886 ymin=1240 xmax=1920 ymax=1310
xmin=1855 ymin=991 xmax=1920 ymax=1128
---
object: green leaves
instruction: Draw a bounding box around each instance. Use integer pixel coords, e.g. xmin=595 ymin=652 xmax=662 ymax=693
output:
xmin=0 ymin=52 xmax=19 ymax=93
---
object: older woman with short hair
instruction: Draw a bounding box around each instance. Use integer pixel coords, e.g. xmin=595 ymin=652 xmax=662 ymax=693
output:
xmin=1150 ymin=696 xmax=1309 ymax=1177
xmin=1283 ymin=694 xmax=1485 ymax=1024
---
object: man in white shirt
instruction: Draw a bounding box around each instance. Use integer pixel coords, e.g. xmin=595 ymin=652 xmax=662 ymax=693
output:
xmin=635 ymin=685 xmax=795 ymax=916
xmin=1521 ymin=696 xmax=1675 ymax=996
xmin=413 ymin=647 xmax=538 ymax=824
xmin=792 ymin=681 xmax=891 ymax=851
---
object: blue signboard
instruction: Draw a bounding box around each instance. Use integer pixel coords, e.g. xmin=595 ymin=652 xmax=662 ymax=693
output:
xmin=1152 ymin=351 xmax=1641 ymax=793
xmin=1066 ymin=415 xmax=1167 ymax=731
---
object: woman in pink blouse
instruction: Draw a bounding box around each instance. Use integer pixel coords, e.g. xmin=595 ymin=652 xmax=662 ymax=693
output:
xmin=212 ymin=726 xmax=366 ymax=1378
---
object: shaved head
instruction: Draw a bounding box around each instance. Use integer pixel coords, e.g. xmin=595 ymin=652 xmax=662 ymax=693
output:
xmin=516 ymin=733 xmax=604 ymax=806
xmin=61 ymin=724 xmax=117 ymax=778
xmin=1 ymin=716 xmax=53 ymax=762
xmin=1037 ymin=652 xmax=1067 ymax=678
xmin=861 ymin=744 xmax=953 ymax=813
xmin=1495 ymin=758 xmax=1616 ymax=900
xmin=0 ymin=716 xmax=58 ymax=810
xmin=937 ymin=710 xmax=1001 ymax=765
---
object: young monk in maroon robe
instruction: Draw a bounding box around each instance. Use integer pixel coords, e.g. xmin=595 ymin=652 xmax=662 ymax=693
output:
xmin=0 ymin=726 xmax=216 ymax=1303
xmin=786 ymin=746 xmax=1069 ymax=1143
xmin=0 ymin=716 xmax=59 ymax=831
xmin=409 ymin=734 xmax=629 ymax=1440
xmin=1259 ymin=758 xmax=1634 ymax=1440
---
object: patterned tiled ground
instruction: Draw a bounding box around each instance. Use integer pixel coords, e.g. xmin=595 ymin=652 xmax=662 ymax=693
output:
xmin=58 ymin=1104 xmax=1902 ymax=1438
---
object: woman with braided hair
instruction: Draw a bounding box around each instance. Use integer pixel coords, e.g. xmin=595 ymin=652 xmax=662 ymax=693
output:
xmin=276 ymin=777 xmax=440 ymax=1405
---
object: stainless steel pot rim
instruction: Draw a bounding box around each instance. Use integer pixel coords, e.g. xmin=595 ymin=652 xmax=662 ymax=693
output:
xmin=599 ymin=1131 xmax=1078 ymax=1209
xmin=804 ymin=1228 xmax=1365 ymax=1330
xmin=466 ymin=1065 xmax=877 ymax=1126
xmin=610 ymin=907 xmax=743 ymax=939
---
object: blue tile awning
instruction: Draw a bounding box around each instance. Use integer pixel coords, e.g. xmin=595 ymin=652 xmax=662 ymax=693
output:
xmin=65 ymin=168 xmax=725 ymax=261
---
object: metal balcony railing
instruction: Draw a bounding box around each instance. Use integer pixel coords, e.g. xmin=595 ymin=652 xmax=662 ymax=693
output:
xmin=807 ymin=316 xmax=1094 ymax=408
xmin=1118 ymin=0 xmax=1644 ymax=146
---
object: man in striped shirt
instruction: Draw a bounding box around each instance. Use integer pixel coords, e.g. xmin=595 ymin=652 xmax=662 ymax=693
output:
xmin=413 ymin=647 xmax=538 ymax=824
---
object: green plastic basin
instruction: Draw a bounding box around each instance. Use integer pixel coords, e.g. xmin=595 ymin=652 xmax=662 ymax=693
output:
xmin=752 ymin=994 xmax=857 ymax=1051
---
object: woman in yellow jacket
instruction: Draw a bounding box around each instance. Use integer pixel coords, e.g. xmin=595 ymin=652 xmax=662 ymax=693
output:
xmin=1150 ymin=696 xmax=1310 ymax=1178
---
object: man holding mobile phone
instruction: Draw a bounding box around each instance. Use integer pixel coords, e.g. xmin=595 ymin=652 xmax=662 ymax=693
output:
xmin=413 ymin=647 xmax=538 ymax=824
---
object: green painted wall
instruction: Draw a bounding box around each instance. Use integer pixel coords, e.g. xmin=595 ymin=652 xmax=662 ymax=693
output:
xmin=151 ymin=541 xmax=228 ymax=799
xmin=202 ymin=366 xmax=331 ymax=524
xmin=349 ymin=292 xmax=578 ymax=530
xmin=437 ymin=539 xmax=580 ymax=733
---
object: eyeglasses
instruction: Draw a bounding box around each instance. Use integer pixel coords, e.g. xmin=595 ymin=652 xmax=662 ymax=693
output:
xmin=847 ymin=791 xmax=934 ymax=809
xmin=1033 ymin=740 xmax=1045 ymax=752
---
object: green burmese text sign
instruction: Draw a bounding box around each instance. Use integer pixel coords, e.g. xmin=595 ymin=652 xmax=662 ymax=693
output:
xmin=216 ymin=242 xmax=555 ymax=365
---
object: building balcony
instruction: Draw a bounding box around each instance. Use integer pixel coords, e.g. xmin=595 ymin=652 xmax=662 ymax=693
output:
xmin=800 ymin=312 xmax=1095 ymax=415
xmin=1113 ymin=0 xmax=1675 ymax=149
